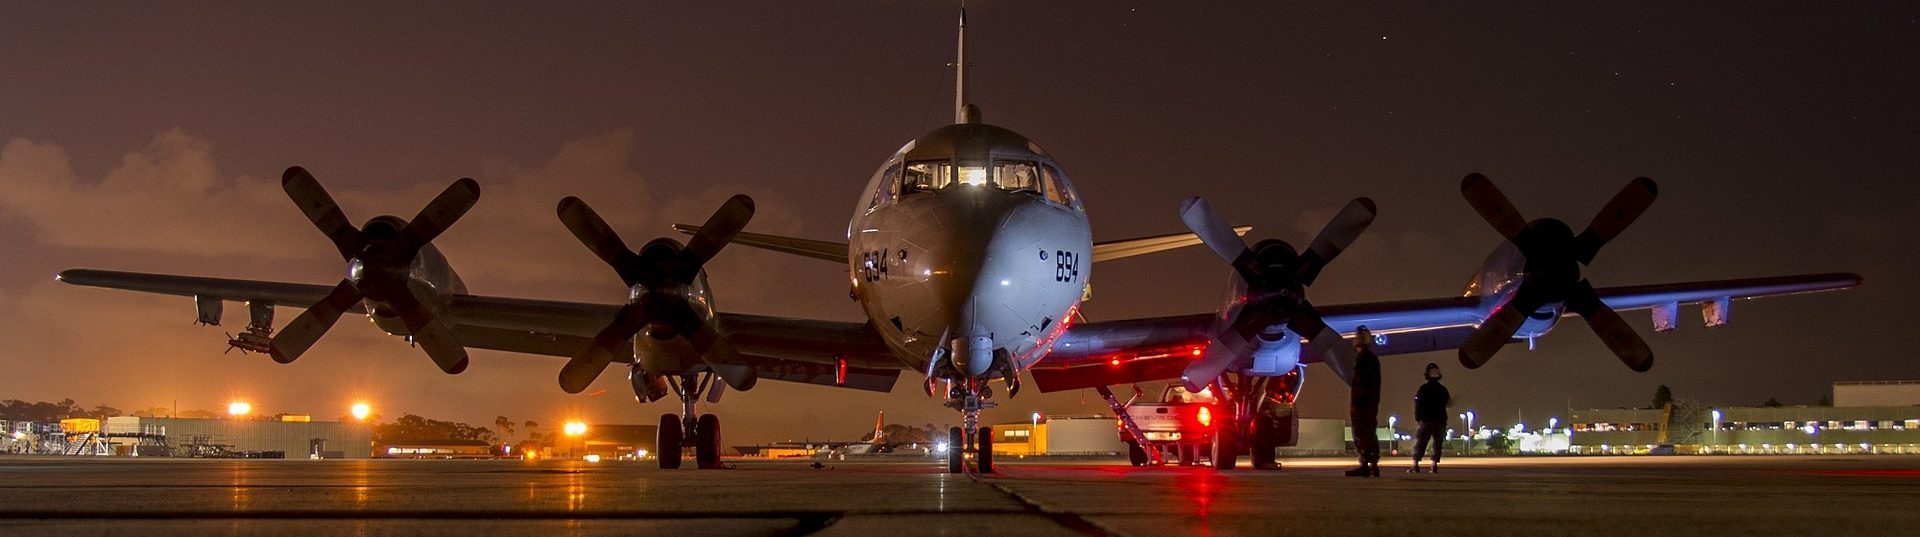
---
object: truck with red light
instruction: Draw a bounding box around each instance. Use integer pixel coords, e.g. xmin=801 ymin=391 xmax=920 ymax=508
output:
xmin=1107 ymin=368 xmax=1304 ymax=469
xmin=1116 ymin=384 xmax=1222 ymax=466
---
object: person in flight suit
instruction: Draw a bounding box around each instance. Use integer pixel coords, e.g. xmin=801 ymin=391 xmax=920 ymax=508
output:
xmin=1410 ymin=362 xmax=1451 ymax=473
xmin=1345 ymin=327 xmax=1382 ymax=477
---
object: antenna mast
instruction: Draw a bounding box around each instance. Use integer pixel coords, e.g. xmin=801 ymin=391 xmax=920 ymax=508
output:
xmin=953 ymin=5 xmax=970 ymax=124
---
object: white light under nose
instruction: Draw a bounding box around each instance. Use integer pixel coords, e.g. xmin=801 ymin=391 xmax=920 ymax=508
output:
xmin=999 ymin=279 xmax=1010 ymax=286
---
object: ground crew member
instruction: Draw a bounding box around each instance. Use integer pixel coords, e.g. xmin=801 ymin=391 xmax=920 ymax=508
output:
xmin=1345 ymin=326 xmax=1382 ymax=477
xmin=1410 ymin=362 xmax=1451 ymax=473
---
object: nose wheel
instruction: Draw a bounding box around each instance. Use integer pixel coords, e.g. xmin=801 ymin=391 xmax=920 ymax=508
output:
xmin=655 ymin=373 xmax=726 ymax=469
xmin=943 ymin=378 xmax=998 ymax=474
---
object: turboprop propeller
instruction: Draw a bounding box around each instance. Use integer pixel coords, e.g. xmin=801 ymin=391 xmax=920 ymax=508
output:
xmin=554 ymin=195 xmax=756 ymax=394
xmin=270 ymin=166 xmax=479 ymax=374
xmin=1456 ymin=173 xmax=1659 ymax=372
xmin=1178 ymin=196 xmax=1377 ymax=390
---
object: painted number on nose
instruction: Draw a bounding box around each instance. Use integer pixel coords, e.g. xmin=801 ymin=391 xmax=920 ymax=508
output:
xmin=1054 ymin=250 xmax=1079 ymax=283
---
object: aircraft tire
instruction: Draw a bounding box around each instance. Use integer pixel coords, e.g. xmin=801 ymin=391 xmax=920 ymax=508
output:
xmin=1251 ymin=417 xmax=1277 ymax=469
xmin=948 ymin=427 xmax=964 ymax=473
xmin=657 ymin=413 xmax=683 ymax=469
xmin=977 ymin=426 xmax=994 ymax=474
xmin=695 ymin=413 xmax=722 ymax=469
xmin=1213 ymin=423 xmax=1239 ymax=471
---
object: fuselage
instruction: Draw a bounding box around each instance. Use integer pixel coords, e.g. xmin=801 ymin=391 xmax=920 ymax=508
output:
xmin=846 ymin=122 xmax=1092 ymax=380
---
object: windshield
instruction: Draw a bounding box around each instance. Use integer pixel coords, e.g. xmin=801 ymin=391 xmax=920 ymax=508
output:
xmin=893 ymin=158 xmax=1079 ymax=210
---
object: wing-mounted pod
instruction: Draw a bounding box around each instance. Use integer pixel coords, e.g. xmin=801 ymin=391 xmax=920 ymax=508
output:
xmin=554 ymin=195 xmax=758 ymax=394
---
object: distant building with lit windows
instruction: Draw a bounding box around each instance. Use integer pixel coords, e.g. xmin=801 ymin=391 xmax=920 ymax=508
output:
xmin=1570 ymin=381 xmax=1920 ymax=455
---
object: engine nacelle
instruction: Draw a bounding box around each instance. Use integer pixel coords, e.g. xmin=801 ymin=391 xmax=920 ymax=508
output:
xmin=1244 ymin=328 xmax=1303 ymax=376
xmin=631 ymin=270 xmax=719 ymax=377
xmin=1464 ymin=242 xmax=1562 ymax=340
xmin=367 ymin=239 xmax=468 ymax=337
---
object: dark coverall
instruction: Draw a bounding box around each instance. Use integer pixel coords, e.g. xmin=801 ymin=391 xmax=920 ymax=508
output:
xmin=1349 ymin=349 xmax=1382 ymax=466
xmin=1412 ymin=379 xmax=1451 ymax=465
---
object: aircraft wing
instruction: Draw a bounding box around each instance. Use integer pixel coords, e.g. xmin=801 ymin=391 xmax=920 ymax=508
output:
xmin=1028 ymin=272 xmax=1860 ymax=392
xmin=671 ymin=224 xmax=847 ymax=263
xmin=56 ymin=269 xmax=905 ymax=393
xmin=1091 ymin=226 xmax=1251 ymax=262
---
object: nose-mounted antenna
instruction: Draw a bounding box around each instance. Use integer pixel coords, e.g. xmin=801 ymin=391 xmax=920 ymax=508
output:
xmin=953 ymin=4 xmax=978 ymax=124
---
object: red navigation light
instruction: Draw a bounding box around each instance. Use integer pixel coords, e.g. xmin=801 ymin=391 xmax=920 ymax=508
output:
xmin=1190 ymin=346 xmax=1205 ymax=358
xmin=836 ymin=357 xmax=848 ymax=386
xmin=1197 ymin=406 xmax=1213 ymax=428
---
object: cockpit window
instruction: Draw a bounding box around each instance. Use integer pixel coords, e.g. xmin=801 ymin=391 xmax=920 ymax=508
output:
xmin=1042 ymin=163 xmax=1082 ymax=210
xmin=994 ymin=160 xmax=1042 ymax=193
xmin=894 ymin=158 xmax=1081 ymax=211
xmin=904 ymin=161 xmax=956 ymax=193
xmin=866 ymin=160 xmax=903 ymax=211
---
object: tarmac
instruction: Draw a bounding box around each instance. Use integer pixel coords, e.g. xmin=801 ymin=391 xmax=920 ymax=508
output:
xmin=2 ymin=454 xmax=1919 ymax=536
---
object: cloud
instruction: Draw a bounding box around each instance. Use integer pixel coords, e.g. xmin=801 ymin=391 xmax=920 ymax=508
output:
xmin=0 ymin=129 xmax=310 ymax=259
xmin=0 ymin=128 xmax=809 ymax=302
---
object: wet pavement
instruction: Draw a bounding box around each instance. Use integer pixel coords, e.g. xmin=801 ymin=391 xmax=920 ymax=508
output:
xmin=2 ymin=455 xmax=1918 ymax=536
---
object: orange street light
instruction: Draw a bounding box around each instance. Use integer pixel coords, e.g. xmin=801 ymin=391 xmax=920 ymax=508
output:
xmin=350 ymin=402 xmax=371 ymax=421
xmin=227 ymin=401 xmax=252 ymax=417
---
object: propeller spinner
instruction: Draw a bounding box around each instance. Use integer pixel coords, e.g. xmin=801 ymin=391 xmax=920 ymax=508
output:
xmin=270 ymin=166 xmax=478 ymax=374
xmin=1456 ymin=173 xmax=1659 ymax=372
xmin=554 ymin=195 xmax=756 ymax=394
xmin=1178 ymin=196 xmax=1377 ymax=390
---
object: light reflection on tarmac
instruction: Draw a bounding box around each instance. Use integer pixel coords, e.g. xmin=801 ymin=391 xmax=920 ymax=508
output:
xmin=0 ymin=455 xmax=1917 ymax=536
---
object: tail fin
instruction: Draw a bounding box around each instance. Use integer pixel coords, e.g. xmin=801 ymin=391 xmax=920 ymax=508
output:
xmin=871 ymin=411 xmax=886 ymax=444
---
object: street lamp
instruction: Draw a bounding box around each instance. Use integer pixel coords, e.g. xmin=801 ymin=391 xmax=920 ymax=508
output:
xmin=350 ymin=402 xmax=371 ymax=421
xmin=1711 ymin=410 xmax=1723 ymax=453
xmin=1031 ymin=412 xmax=1042 ymax=456
xmin=1462 ymin=411 xmax=1476 ymax=454
xmin=227 ymin=401 xmax=252 ymax=418
xmin=1549 ymin=417 xmax=1559 ymax=431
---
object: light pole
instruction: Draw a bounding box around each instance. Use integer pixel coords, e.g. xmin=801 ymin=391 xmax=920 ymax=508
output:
xmin=1711 ymin=410 xmax=1723 ymax=454
xmin=1462 ymin=411 xmax=1476 ymax=454
xmin=1031 ymin=412 xmax=1042 ymax=456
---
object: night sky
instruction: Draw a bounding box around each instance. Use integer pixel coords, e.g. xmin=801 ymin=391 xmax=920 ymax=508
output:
xmin=2 ymin=3 xmax=1915 ymax=444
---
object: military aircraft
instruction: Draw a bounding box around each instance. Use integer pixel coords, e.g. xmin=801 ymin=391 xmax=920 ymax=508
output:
xmin=58 ymin=8 xmax=1858 ymax=472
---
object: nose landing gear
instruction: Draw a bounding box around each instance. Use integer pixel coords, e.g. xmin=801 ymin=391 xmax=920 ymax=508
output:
xmin=943 ymin=378 xmax=998 ymax=474
xmin=656 ymin=372 xmax=726 ymax=469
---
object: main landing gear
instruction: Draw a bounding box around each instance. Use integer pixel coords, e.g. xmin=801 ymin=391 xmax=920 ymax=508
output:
xmin=657 ymin=372 xmax=725 ymax=469
xmin=943 ymin=378 xmax=998 ymax=474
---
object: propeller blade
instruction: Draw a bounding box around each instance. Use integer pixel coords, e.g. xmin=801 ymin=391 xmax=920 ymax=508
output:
xmin=560 ymin=303 xmax=650 ymax=393
xmin=1287 ymin=303 xmax=1357 ymax=385
xmin=1179 ymin=196 xmax=1254 ymax=266
xmin=1573 ymin=177 xmax=1658 ymax=265
xmin=1294 ymin=197 xmax=1377 ymax=285
xmin=388 ymin=290 xmax=469 ymax=374
xmin=1181 ymin=336 xmax=1246 ymax=393
xmin=557 ymin=196 xmax=640 ymax=284
xmin=400 ymin=178 xmax=481 ymax=250
xmin=281 ymin=167 xmax=361 ymax=260
xmin=1458 ymin=285 xmax=1552 ymax=369
xmin=681 ymin=195 xmax=756 ymax=267
xmin=1565 ymin=281 xmax=1655 ymax=372
xmin=665 ymin=301 xmax=758 ymax=392
xmin=1460 ymin=173 xmax=1528 ymax=242
xmin=268 ymin=279 xmax=362 ymax=364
